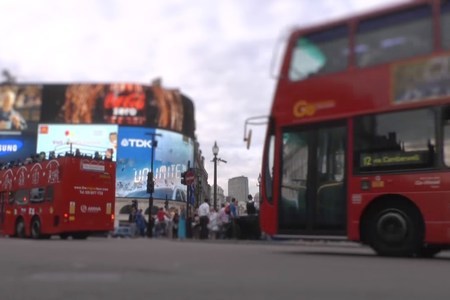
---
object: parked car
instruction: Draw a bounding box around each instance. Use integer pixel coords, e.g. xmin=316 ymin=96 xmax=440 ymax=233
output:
xmin=111 ymin=226 xmax=133 ymax=238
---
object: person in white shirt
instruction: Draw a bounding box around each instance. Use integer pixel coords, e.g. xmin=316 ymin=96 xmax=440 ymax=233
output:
xmin=208 ymin=207 xmax=219 ymax=239
xmin=198 ymin=199 xmax=210 ymax=239
xmin=218 ymin=203 xmax=230 ymax=239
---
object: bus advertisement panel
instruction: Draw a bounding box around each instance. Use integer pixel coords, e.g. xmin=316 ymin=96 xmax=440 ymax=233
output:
xmin=36 ymin=124 xmax=118 ymax=160
xmin=116 ymin=127 xmax=194 ymax=201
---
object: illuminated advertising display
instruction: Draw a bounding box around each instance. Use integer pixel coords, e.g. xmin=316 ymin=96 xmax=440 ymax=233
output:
xmin=0 ymin=132 xmax=37 ymax=162
xmin=116 ymin=127 xmax=194 ymax=201
xmin=0 ymin=85 xmax=42 ymax=133
xmin=39 ymin=83 xmax=194 ymax=137
xmin=0 ymin=85 xmax=42 ymax=163
xmin=36 ymin=124 xmax=118 ymax=160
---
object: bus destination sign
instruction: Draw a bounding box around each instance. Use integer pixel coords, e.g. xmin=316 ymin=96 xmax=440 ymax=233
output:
xmin=360 ymin=151 xmax=428 ymax=168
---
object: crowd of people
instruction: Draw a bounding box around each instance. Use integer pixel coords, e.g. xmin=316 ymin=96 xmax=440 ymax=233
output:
xmin=125 ymin=196 xmax=257 ymax=240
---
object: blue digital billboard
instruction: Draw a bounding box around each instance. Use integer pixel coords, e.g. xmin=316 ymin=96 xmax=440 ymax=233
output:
xmin=116 ymin=127 xmax=194 ymax=201
xmin=0 ymin=132 xmax=37 ymax=162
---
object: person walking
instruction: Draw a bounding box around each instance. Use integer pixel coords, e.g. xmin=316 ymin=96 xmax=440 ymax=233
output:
xmin=172 ymin=211 xmax=179 ymax=239
xmin=208 ymin=207 xmax=219 ymax=239
xmin=178 ymin=207 xmax=186 ymax=240
xmin=230 ymin=198 xmax=240 ymax=239
xmin=198 ymin=199 xmax=210 ymax=239
xmin=218 ymin=203 xmax=230 ymax=239
xmin=135 ymin=209 xmax=146 ymax=237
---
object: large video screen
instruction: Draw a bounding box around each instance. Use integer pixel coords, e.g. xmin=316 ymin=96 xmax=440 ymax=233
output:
xmin=39 ymin=83 xmax=195 ymax=137
xmin=36 ymin=124 xmax=118 ymax=160
xmin=0 ymin=132 xmax=37 ymax=162
xmin=116 ymin=127 xmax=194 ymax=201
xmin=0 ymin=85 xmax=42 ymax=133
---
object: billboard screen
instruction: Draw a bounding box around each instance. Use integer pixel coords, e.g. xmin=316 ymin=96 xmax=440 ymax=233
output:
xmin=36 ymin=124 xmax=118 ymax=160
xmin=116 ymin=127 xmax=194 ymax=201
xmin=0 ymin=85 xmax=42 ymax=133
xmin=39 ymin=83 xmax=195 ymax=137
xmin=0 ymin=132 xmax=37 ymax=162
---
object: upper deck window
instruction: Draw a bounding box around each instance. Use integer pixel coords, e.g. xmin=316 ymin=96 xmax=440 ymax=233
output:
xmin=355 ymin=5 xmax=433 ymax=68
xmin=442 ymin=0 xmax=450 ymax=50
xmin=288 ymin=26 xmax=349 ymax=81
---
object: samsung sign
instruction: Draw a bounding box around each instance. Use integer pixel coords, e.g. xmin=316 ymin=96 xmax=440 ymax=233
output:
xmin=120 ymin=138 xmax=154 ymax=148
xmin=0 ymin=139 xmax=23 ymax=156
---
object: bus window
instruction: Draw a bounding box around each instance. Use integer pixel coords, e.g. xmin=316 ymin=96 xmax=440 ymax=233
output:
xmin=354 ymin=108 xmax=436 ymax=172
xmin=356 ymin=5 xmax=433 ymax=67
xmin=8 ymin=192 xmax=14 ymax=204
xmin=289 ymin=26 xmax=349 ymax=81
xmin=442 ymin=0 xmax=450 ymax=50
xmin=45 ymin=186 xmax=54 ymax=202
xmin=281 ymin=131 xmax=309 ymax=226
xmin=443 ymin=107 xmax=450 ymax=166
xmin=30 ymin=187 xmax=45 ymax=203
xmin=263 ymin=129 xmax=275 ymax=204
xmin=14 ymin=189 xmax=29 ymax=205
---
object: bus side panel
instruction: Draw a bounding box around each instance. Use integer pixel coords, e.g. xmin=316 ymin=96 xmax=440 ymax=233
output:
xmin=347 ymin=172 xmax=450 ymax=244
xmin=60 ymin=158 xmax=115 ymax=234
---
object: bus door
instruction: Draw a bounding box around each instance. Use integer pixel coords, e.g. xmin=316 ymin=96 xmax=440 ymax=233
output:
xmin=279 ymin=122 xmax=347 ymax=234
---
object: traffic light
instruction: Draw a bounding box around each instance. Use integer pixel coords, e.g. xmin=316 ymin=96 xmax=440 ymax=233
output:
xmin=146 ymin=172 xmax=154 ymax=193
xmin=181 ymin=171 xmax=187 ymax=185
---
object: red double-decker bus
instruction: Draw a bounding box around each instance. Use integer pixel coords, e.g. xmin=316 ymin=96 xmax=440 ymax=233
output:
xmin=259 ymin=0 xmax=450 ymax=256
xmin=0 ymin=150 xmax=116 ymax=239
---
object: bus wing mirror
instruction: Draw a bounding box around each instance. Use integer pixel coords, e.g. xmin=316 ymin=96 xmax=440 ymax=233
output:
xmin=245 ymin=129 xmax=252 ymax=150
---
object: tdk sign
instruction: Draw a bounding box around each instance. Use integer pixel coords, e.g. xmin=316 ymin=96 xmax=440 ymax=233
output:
xmin=120 ymin=138 xmax=153 ymax=148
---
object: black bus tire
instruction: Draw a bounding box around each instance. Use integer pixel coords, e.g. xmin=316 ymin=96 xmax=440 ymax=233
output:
xmin=366 ymin=203 xmax=422 ymax=257
xmin=15 ymin=219 xmax=26 ymax=238
xmin=31 ymin=218 xmax=42 ymax=239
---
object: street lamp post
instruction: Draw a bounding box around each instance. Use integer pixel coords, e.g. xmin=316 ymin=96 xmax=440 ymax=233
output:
xmin=212 ymin=141 xmax=219 ymax=211
xmin=146 ymin=133 xmax=161 ymax=238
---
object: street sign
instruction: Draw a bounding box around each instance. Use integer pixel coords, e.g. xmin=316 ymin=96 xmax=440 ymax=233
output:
xmin=185 ymin=170 xmax=195 ymax=185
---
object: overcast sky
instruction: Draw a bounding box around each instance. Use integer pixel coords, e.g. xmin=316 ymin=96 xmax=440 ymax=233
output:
xmin=0 ymin=0 xmax=409 ymax=196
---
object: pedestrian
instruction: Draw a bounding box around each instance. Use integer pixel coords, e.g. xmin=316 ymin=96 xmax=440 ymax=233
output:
xmin=230 ymin=198 xmax=240 ymax=239
xmin=135 ymin=209 xmax=146 ymax=237
xmin=198 ymin=198 xmax=210 ymax=239
xmin=208 ymin=207 xmax=220 ymax=239
xmin=172 ymin=210 xmax=179 ymax=239
xmin=178 ymin=207 xmax=186 ymax=240
xmin=246 ymin=194 xmax=256 ymax=215
xmin=156 ymin=207 xmax=168 ymax=237
xmin=128 ymin=202 xmax=138 ymax=237
xmin=218 ymin=203 xmax=230 ymax=239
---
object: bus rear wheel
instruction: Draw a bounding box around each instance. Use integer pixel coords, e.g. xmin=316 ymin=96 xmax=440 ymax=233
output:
xmin=366 ymin=203 xmax=422 ymax=257
xmin=31 ymin=218 xmax=44 ymax=239
xmin=15 ymin=219 xmax=26 ymax=238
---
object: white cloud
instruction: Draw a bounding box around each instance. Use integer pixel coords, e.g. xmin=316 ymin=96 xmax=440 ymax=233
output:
xmin=0 ymin=0 xmax=409 ymax=196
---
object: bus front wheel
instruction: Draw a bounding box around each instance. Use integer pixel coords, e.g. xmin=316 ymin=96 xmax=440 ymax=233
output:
xmin=15 ymin=219 xmax=26 ymax=238
xmin=366 ymin=203 xmax=422 ymax=257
